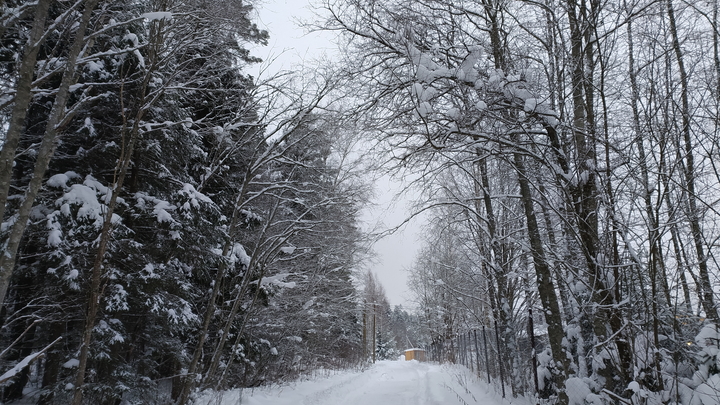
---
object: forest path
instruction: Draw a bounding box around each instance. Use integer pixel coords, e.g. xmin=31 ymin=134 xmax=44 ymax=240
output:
xmin=201 ymin=360 xmax=513 ymax=405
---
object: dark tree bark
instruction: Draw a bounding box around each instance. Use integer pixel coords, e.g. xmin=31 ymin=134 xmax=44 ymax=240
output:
xmin=513 ymin=143 xmax=569 ymax=405
xmin=0 ymin=0 xmax=51 ymax=308
xmin=666 ymin=0 xmax=719 ymax=324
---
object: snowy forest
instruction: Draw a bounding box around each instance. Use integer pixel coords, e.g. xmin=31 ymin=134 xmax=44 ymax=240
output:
xmin=1 ymin=0 xmax=720 ymax=404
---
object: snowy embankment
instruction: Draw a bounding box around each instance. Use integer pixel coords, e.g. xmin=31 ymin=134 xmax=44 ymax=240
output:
xmin=195 ymin=360 xmax=520 ymax=405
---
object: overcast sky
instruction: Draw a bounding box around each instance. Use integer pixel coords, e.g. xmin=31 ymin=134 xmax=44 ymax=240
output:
xmin=252 ymin=0 xmax=422 ymax=308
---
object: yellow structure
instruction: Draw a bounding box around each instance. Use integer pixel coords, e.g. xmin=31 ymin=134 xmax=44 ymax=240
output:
xmin=404 ymin=348 xmax=426 ymax=362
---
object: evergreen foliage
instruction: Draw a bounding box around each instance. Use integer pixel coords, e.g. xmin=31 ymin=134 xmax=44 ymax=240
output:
xmin=0 ymin=1 xmax=367 ymax=403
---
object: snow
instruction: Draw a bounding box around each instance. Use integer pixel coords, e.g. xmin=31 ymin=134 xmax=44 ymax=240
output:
xmin=420 ymin=87 xmax=437 ymax=101
xmin=566 ymin=377 xmax=591 ymax=405
xmin=141 ymin=263 xmax=160 ymax=280
xmin=418 ymin=101 xmax=432 ymax=118
xmin=135 ymin=192 xmax=179 ymax=224
xmin=627 ymin=380 xmax=641 ymax=393
xmin=696 ymin=324 xmax=720 ymax=347
xmin=153 ymin=200 xmax=175 ymax=223
xmin=95 ymin=319 xmax=125 ymax=343
xmin=505 ymin=85 xmax=534 ymax=103
xmin=104 ymin=284 xmax=129 ymax=312
xmin=457 ymin=48 xmax=481 ymax=82
xmin=123 ymin=32 xmax=145 ymax=68
xmin=524 ymin=98 xmax=538 ymax=113
xmin=409 ymin=46 xmax=452 ymax=84
xmin=47 ymin=227 xmax=62 ymax=246
xmin=230 ymin=243 xmax=251 ymax=267
xmin=47 ymin=171 xmax=79 ymax=188
xmin=195 ymin=360 xmax=515 ymax=405
xmin=303 ymin=298 xmax=315 ymax=310
xmin=411 ymin=82 xmax=437 ymax=102
xmin=565 ymin=377 xmax=603 ymax=405
xmin=415 ymin=63 xmax=433 ymax=82
xmin=447 ymin=107 xmax=462 ymax=120
xmin=124 ymin=33 xmax=139 ymax=47
xmin=692 ymin=374 xmax=720 ymax=405
xmin=411 ymin=82 xmax=423 ymax=97
xmin=141 ymin=12 xmax=172 ymax=21
xmin=86 ymin=60 xmax=104 ymax=74
xmin=280 ymin=246 xmax=296 ymax=254
xmin=488 ymin=72 xmax=504 ymax=89
xmin=62 ymin=359 xmax=80 ymax=369
xmin=53 ymin=176 xmax=115 ymax=229
xmin=179 ymin=183 xmax=212 ymax=210
xmin=259 ymin=273 xmax=296 ymax=289
xmin=0 ymin=351 xmax=44 ymax=382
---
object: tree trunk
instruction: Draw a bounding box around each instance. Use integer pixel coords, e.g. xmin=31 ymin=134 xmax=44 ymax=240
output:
xmin=0 ymin=0 xmax=100 ymax=311
xmin=714 ymin=0 xmax=720 ymax=100
xmin=666 ymin=195 xmax=694 ymax=314
xmin=38 ymin=321 xmax=65 ymax=405
xmin=205 ymin=205 xmax=281 ymax=387
xmin=565 ymin=0 xmax=636 ymax=392
xmin=513 ymin=144 xmax=569 ymax=405
xmin=72 ymin=6 xmax=167 ymax=402
xmin=0 ymin=0 xmax=51 ymax=307
xmin=176 ymin=165 xmax=257 ymax=404
xmin=71 ymin=104 xmax=141 ymax=405
xmin=666 ymin=0 xmax=719 ymax=323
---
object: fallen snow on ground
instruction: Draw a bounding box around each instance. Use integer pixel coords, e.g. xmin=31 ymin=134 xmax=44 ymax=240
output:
xmin=195 ymin=360 xmax=526 ymax=405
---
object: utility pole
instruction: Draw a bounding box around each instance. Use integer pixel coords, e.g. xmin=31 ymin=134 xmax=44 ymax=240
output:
xmin=372 ymin=308 xmax=376 ymax=363
xmin=362 ymin=310 xmax=367 ymax=360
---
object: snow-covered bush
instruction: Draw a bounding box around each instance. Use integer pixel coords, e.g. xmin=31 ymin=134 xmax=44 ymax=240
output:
xmin=691 ymin=324 xmax=720 ymax=405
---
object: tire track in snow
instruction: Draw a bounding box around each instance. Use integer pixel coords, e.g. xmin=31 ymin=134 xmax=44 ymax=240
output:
xmin=332 ymin=360 xmax=427 ymax=405
xmin=301 ymin=367 xmax=373 ymax=405
xmin=237 ymin=360 xmax=511 ymax=405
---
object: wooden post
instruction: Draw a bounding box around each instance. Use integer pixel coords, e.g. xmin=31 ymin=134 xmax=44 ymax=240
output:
xmin=482 ymin=325 xmax=491 ymax=383
xmin=362 ymin=311 xmax=366 ymax=361
xmin=460 ymin=333 xmax=465 ymax=366
xmin=494 ymin=320 xmax=506 ymax=398
xmin=529 ymin=307 xmax=539 ymax=396
xmin=465 ymin=331 xmax=475 ymax=373
xmin=474 ymin=330 xmax=481 ymax=378
xmin=372 ymin=311 xmax=376 ymax=363
xmin=462 ymin=332 xmax=468 ymax=367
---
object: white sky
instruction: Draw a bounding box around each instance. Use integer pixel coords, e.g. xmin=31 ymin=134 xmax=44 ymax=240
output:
xmin=250 ymin=0 xmax=335 ymax=79
xmin=361 ymin=175 xmax=424 ymax=309
xmin=252 ymin=0 xmax=422 ymax=308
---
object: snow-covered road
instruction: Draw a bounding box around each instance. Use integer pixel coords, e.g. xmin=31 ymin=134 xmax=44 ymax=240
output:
xmin=197 ymin=360 xmax=518 ymax=405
